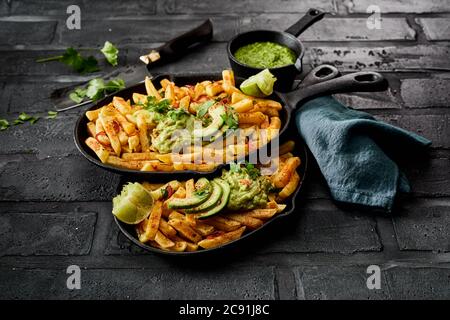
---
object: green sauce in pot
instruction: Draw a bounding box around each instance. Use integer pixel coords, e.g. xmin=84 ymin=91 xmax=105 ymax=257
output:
xmin=234 ymin=41 xmax=297 ymax=69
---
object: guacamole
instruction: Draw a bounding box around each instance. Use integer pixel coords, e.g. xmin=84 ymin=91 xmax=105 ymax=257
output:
xmin=151 ymin=109 xmax=195 ymax=154
xmin=222 ymin=164 xmax=273 ymax=211
xmin=234 ymin=42 xmax=297 ymax=69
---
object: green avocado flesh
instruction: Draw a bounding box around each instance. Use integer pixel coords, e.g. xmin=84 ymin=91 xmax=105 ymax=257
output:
xmin=185 ymin=180 xmax=223 ymax=213
xmin=167 ymin=178 xmax=211 ymax=209
xmin=234 ymin=41 xmax=297 ymax=69
xmin=197 ymin=178 xmax=231 ymax=219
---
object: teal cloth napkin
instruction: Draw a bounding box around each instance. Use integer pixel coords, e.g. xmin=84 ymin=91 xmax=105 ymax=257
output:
xmin=295 ymin=96 xmax=431 ymax=211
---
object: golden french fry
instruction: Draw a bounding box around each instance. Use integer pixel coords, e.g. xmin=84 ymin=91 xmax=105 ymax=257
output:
xmin=255 ymin=99 xmax=282 ymax=110
xmin=269 ymin=117 xmax=281 ymax=129
xmin=155 ymin=153 xmax=174 ymax=164
xmin=223 ymin=213 xmax=263 ymax=230
xmin=136 ymin=113 xmax=150 ymax=152
xmin=160 ymin=79 xmax=173 ymax=90
xmin=164 ymin=83 xmax=176 ymax=102
xmin=87 ymin=122 xmax=96 ymax=137
xmin=106 ymin=156 xmax=146 ymax=170
xmin=179 ymin=95 xmax=190 ymax=111
xmin=142 ymin=182 xmax=165 ymax=191
xmin=222 ymin=69 xmax=235 ymax=87
xmin=122 ymin=152 xmax=157 ymax=161
xmin=113 ymin=96 xmax=132 ymax=115
xmin=118 ymin=127 xmax=128 ymax=146
xmin=231 ymin=98 xmax=254 ymax=113
xmin=180 ymin=163 xmax=216 ymax=172
xmin=168 ymin=211 xmax=185 ymax=221
xmin=231 ymin=91 xmax=249 ymax=104
xmin=141 ymin=161 xmax=175 ymax=172
xmin=149 ymin=181 xmax=181 ymax=201
xmin=145 ymin=76 xmax=162 ymax=100
xmin=193 ymin=83 xmax=206 ymax=101
xmin=240 ymin=208 xmax=278 ymax=220
xmin=197 ymin=226 xmax=246 ymax=249
xmin=86 ymin=109 xmax=100 ymax=121
xmin=206 ymin=82 xmax=223 ymax=97
xmin=95 ymin=118 xmax=111 ymax=146
xmin=113 ymin=110 xmax=136 ymax=135
xmin=170 ymin=241 xmax=187 ymax=252
xmin=251 ymin=104 xmax=279 ymax=117
xmin=202 ymin=216 xmax=241 ymax=232
xmin=127 ymin=135 xmax=140 ymax=152
xmin=168 ymin=219 xmax=202 ymax=243
xmin=132 ymin=93 xmax=147 ymax=105
xmin=159 ymin=218 xmax=177 ymax=237
xmin=238 ymin=112 xmax=266 ymax=125
xmin=189 ymin=220 xmax=215 ymax=236
xmin=99 ymin=114 xmax=121 ymax=156
xmin=85 ymin=137 xmax=110 ymax=163
xmin=278 ymin=171 xmax=300 ymax=200
xmin=142 ymin=201 xmax=162 ymax=241
xmin=279 ymin=140 xmax=295 ymax=155
xmin=272 ymin=156 xmax=301 ymax=188
xmin=154 ymin=230 xmax=175 ymax=249
xmin=280 ymin=152 xmax=293 ymax=160
xmin=169 ymin=234 xmax=199 ymax=252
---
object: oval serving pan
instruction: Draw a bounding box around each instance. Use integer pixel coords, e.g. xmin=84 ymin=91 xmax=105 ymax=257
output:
xmin=74 ymin=68 xmax=387 ymax=178
xmin=113 ymin=136 xmax=308 ymax=256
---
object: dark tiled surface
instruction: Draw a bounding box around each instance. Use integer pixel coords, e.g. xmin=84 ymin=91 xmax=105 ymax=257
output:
xmin=0 ymin=0 xmax=449 ymax=299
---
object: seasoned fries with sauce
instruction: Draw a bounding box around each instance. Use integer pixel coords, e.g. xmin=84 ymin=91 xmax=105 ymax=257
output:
xmin=84 ymin=70 xmax=283 ymax=171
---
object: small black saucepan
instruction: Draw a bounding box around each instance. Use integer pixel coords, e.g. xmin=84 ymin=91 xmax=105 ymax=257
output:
xmin=227 ymin=8 xmax=326 ymax=91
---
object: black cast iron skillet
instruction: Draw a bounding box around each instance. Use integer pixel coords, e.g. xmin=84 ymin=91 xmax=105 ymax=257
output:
xmin=74 ymin=66 xmax=388 ymax=178
xmin=228 ymin=8 xmax=326 ymax=91
xmin=113 ymin=135 xmax=308 ymax=256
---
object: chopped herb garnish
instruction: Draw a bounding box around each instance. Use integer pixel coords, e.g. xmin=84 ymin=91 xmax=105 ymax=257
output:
xmin=101 ymin=41 xmax=119 ymax=66
xmin=0 ymin=119 xmax=10 ymax=131
xmin=143 ymin=96 xmax=172 ymax=113
xmin=221 ymin=112 xmax=239 ymax=130
xmin=245 ymin=162 xmax=260 ymax=179
xmin=46 ymin=111 xmax=58 ymax=119
xmin=36 ymin=47 xmax=100 ymax=74
xmin=196 ymin=100 xmax=215 ymax=118
xmin=69 ymin=77 xmax=125 ymax=103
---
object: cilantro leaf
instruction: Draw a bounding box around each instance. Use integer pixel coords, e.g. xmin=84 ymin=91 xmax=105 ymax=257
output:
xmin=46 ymin=111 xmax=58 ymax=119
xmin=36 ymin=47 xmax=99 ymax=74
xmin=69 ymin=87 xmax=87 ymax=103
xmin=85 ymin=78 xmax=106 ymax=101
xmin=196 ymin=100 xmax=215 ymax=118
xmin=0 ymin=119 xmax=9 ymax=131
xmin=29 ymin=116 xmax=40 ymax=124
xmin=245 ymin=162 xmax=260 ymax=179
xmin=143 ymin=96 xmax=171 ymax=113
xmin=105 ymin=78 xmax=125 ymax=93
xmin=221 ymin=112 xmax=239 ymax=130
xmin=18 ymin=112 xmax=32 ymax=121
xmin=101 ymin=41 xmax=119 ymax=66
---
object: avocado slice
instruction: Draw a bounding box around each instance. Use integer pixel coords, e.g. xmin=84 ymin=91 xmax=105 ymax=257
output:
xmin=185 ymin=180 xmax=223 ymax=213
xmin=197 ymin=178 xmax=231 ymax=219
xmin=193 ymin=104 xmax=226 ymax=138
xmin=167 ymin=178 xmax=211 ymax=210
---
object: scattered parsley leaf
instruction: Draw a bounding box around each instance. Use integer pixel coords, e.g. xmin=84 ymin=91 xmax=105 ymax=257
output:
xmin=229 ymin=162 xmax=241 ymax=173
xmin=13 ymin=119 xmax=24 ymax=125
xmin=18 ymin=112 xmax=32 ymax=121
xmin=69 ymin=77 xmax=125 ymax=103
xmin=143 ymin=96 xmax=171 ymax=113
xmin=0 ymin=119 xmax=9 ymax=131
xmin=46 ymin=111 xmax=58 ymax=119
xmin=221 ymin=113 xmax=239 ymax=130
xmin=36 ymin=47 xmax=100 ymax=74
xmin=196 ymin=100 xmax=215 ymax=118
xmin=69 ymin=87 xmax=87 ymax=103
xmin=101 ymin=41 xmax=119 ymax=66
xmin=29 ymin=116 xmax=40 ymax=124
xmin=245 ymin=162 xmax=260 ymax=179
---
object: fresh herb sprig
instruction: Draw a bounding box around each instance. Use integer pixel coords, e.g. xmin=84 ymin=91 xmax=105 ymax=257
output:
xmin=101 ymin=41 xmax=119 ymax=66
xmin=36 ymin=47 xmax=100 ymax=74
xmin=69 ymin=78 xmax=126 ymax=103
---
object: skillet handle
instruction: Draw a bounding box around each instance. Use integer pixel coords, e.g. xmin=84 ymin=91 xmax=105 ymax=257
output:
xmin=284 ymin=71 xmax=389 ymax=109
xmin=284 ymin=8 xmax=326 ymax=37
xmin=300 ymin=64 xmax=340 ymax=87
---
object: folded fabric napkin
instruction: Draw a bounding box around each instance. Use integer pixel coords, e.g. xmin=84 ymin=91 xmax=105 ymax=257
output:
xmin=295 ymin=96 xmax=431 ymax=212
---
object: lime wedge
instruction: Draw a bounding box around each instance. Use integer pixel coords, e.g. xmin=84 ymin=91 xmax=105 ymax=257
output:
xmin=112 ymin=182 xmax=154 ymax=224
xmin=240 ymin=69 xmax=277 ymax=97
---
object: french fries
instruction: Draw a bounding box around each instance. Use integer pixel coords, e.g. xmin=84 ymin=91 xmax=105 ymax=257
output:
xmin=85 ymin=70 xmax=290 ymax=172
xmin=130 ymin=153 xmax=300 ymax=252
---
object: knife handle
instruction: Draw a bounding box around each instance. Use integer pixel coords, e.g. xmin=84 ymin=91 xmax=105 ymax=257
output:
xmin=150 ymin=19 xmax=213 ymax=64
